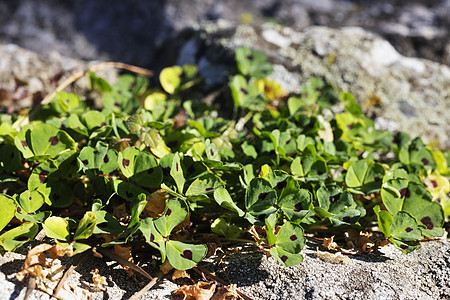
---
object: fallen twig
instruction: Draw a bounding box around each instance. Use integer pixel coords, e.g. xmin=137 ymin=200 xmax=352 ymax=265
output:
xmin=53 ymin=250 xmax=89 ymax=298
xmin=23 ymin=61 xmax=153 ymax=124
xmin=129 ymin=271 xmax=165 ymax=300
xmin=23 ymin=275 xmax=36 ymax=300
xmin=41 ymin=61 xmax=153 ymax=106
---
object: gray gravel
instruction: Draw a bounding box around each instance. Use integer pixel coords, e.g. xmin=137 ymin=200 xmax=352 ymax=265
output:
xmin=1 ymin=239 xmax=449 ymax=300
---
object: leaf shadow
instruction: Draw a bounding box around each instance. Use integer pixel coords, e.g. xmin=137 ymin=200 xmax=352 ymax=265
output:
xmin=303 ymin=240 xmax=393 ymax=263
xmin=0 ymin=258 xmax=29 ymax=300
xmin=72 ymin=252 xmax=175 ymax=300
xmin=201 ymin=244 xmax=270 ymax=287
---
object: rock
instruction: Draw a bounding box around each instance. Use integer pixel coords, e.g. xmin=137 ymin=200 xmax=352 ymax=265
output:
xmin=0 ymin=0 xmax=448 ymax=67
xmin=0 ymin=241 xmax=448 ymax=299
xmin=165 ymin=22 xmax=450 ymax=149
xmin=215 ymin=240 xmax=450 ymax=299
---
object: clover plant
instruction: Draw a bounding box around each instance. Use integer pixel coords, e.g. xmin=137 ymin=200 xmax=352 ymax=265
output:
xmin=0 ymin=46 xmax=448 ymax=274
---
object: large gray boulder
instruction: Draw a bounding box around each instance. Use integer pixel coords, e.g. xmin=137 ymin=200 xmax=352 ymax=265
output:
xmin=168 ymin=22 xmax=450 ymax=149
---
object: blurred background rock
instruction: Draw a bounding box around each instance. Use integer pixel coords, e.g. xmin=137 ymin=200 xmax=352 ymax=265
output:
xmin=0 ymin=0 xmax=448 ymax=68
xmin=0 ymin=0 xmax=449 ymax=148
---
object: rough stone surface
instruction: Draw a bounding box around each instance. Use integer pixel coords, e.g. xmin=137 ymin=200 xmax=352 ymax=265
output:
xmin=0 ymin=0 xmax=449 ymax=67
xmin=166 ymin=22 xmax=450 ymax=149
xmin=0 ymin=240 xmax=448 ymax=299
xmin=0 ymin=1 xmax=448 ymax=147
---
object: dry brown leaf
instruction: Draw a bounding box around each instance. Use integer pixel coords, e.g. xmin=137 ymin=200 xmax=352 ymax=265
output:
xmin=20 ymin=243 xmax=54 ymax=272
xmin=112 ymin=203 xmax=130 ymax=223
xmin=90 ymin=269 xmax=107 ymax=289
xmin=377 ymin=239 xmax=391 ymax=248
xmin=172 ymin=269 xmax=191 ymax=281
xmin=345 ymin=231 xmax=375 ymax=253
xmin=247 ymin=226 xmax=263 ymax=245
xmin=113 ymin=245 xmax=134 ymax=275
xmin=101 ymin=233 xmax=121 ymax=244
xmin=17 ymin=257 xmax=66 ymax=296
xmin=173 ymin=281 xmax=216 ymax=300
xmin=205 ymin=243 xmax=220 ymax=258
xmin=171 ymin=229 xmax=190 ymax=242
xmin=323 ymin=236 xmax=339 ymax=251
xmin=142 ymin=189 xmax=168 ymax=218
xmin=17 ymin=243 xmax=74 ymax=282
xmin=211 ymin=284 xmax=240 ymax=300
xmin=47 ymin=243 xmax=74 ymax=260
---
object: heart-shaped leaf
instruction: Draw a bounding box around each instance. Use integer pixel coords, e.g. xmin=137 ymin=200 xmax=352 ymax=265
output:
xmin=160 ymin=65 xmax=197 ymax=94
xmin=132 ymin=150 xmax=163 ymax=188
xmin=268 ymin=222 xmax=305 ymax=267
xmin=245 ymin=178 xmax=277 ymax=221
xmin=82 ymin=110 xmax=107 ymax=130
xmin=166 ymin=240 xmax=207 ymax=270
xmin=390 ymin=211 xmax=422 ymax=241
xmin=0 ymin=194 xmax=16 ymax=231
xmin=118 ymin=147 xmax=163 ymax=188
xmin=15 ymin=123 xmax=76 ymax=160
xmin=278 ymin=188 xmax=312 ymax=223
xmin=291 ymin=156 xmax=328 ymax=181
xmin=399 ymin=137 xmax=436 ymax=170
xmin=235 ymin=47 xmax=273 ymax=78
xmin=43 ymin=216 xmax=70 ymax=241
xmin=265 ymin=170 xmax=290 ymax=192
xmin=274 ymin=222 xmax=305 ymax=253
xmin=381 ymin=181 xmax=444 ymax=238
xmin=78 ymin=142 xmax=118 ymax=174
xmin=18 ymin=190 xmax=45 ymax=214
xmin=401 ymin=182 xmax=444 ymax=237
xmin=53 ymin=91 xmax=81 ymax=112
xmin=389 ymin=238 xmax=421 ymax=254
xmin=211 ymin=218 xmax=242 ymax=239
xmin=170 ymin=153 xmax=185 ymax=194
xmin=345 ymin=159 xmax=384 ymax=193
xmin=230 ymin=75 xmax=264 ymax=110
xmin=73 ymin=212 xmax=97 ymax=240
xmin=93 ymin=209 xmax=124 ymax=235
xmin=0 ymin=222 xmax=39 ymax=252
xmin=140 ymin=217 xmax=166 ymax=261
xmin=269 ymin=246 xmax=304 ymax=267
xmin=186 ymin=174 xmax=220 ymax=197
xmin=213 ymin=188 xmax=245 ymax=217
xmin=154 ymin=198 xmax=188 ymax=237
xmin=114 ymin=180 xmax=149 ymax=201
